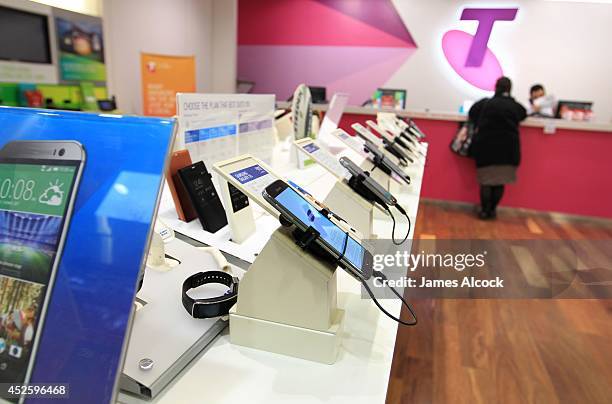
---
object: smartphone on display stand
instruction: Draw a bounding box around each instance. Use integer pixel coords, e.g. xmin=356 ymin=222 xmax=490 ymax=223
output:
xmin=339 ymin=157 xmax=397 ymax=206
xmin=363 ymin=141 xmax=411 ymax=185
xmin=178 ymin=161 xmax=228 ymax=233
xmin=367 ymin=120 xmax=417 ymax=158
xmin=352 ymin=123 xmax=410 ymax=165
xmin=263 ymin=180 xmax=374 ymax=281
xmin=0 ymin=141 xmax=85 ymax=403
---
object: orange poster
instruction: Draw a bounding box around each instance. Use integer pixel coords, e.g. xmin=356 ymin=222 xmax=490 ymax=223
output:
xmin=141 ymin=53 xmax=196 ymax=117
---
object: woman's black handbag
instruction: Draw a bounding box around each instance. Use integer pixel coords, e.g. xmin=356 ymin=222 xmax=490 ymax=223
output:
xmin=450 ymin=122 xmax=476 ymax=157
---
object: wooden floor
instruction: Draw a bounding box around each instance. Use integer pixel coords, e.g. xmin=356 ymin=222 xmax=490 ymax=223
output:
xmin=386 ymin=201 xmax=612 ymax=404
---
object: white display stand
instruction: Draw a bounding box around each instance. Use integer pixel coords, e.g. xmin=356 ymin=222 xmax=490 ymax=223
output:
xmin=230 ymin=226 xmax=344 ymax=364
xmin=217 ymin=176 xmax=256 ymax=244
xmin=322 ymin=181 xmax=376 ymax=239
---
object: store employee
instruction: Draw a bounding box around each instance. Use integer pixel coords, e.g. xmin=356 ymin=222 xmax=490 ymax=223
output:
xmin=527 ymin=84 xmax=556 ymax=117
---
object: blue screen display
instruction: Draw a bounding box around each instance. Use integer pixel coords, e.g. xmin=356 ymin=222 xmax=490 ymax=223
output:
xmin=275 ymin=187 xmax=364 ymax=270
xmin=0 ymin=107 xmax=174 ymax=404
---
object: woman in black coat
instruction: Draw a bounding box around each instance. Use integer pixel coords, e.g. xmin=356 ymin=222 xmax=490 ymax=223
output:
xmin=469 ymin=77 xmax=527 ymax=220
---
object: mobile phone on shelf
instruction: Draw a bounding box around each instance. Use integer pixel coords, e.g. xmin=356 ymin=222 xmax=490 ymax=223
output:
xmin=352 ymin=123 xmax=410 ymax=165
xmin=363 ymin=141 xmax=411 ymax=185
xmin=395 ymin=116 xmax=426 ymax=140
xmin=0 ymin=140 xmax=85 ymax=399
xmin=178 ymin=161 xmax=228 ymax=233
xmin=366 ymin=120 xmax=417 ymax=156
xmin=339 ymin=157 xmax=397 ymax=206
xmin=262 ymin=180 xmax=374 ymax=281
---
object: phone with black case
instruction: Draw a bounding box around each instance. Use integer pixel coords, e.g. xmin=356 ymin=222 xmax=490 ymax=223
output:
xmin=178 ymin=161 xmax=228 ymax=233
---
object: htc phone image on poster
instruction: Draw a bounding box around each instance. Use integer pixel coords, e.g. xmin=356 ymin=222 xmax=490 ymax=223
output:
xmin=0 ymin=141 xmax=84 ymax=402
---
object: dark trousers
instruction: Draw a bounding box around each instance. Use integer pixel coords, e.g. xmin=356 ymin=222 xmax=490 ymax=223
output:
xmin=480 ymin=185 xmax=505 ymax=214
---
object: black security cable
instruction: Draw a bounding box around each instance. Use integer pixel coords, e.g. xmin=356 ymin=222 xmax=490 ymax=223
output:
xmin=338 ymin=224 xmax=417 ymax=327
xmin=361 ymin=270 xmax=417 ymax=326
xmin=384 ymin=204 xmax=411 ymax=246
xmin=337 ymin=228 xmax=349 ymax=263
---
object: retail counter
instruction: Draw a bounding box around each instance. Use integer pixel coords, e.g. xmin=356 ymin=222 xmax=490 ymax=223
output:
xmin=278 ymin=102 xmax=612 ymax=219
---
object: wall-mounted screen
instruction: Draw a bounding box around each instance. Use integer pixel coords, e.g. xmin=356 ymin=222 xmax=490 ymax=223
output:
xmin=0 ymin=6 xmax=51 ymax=64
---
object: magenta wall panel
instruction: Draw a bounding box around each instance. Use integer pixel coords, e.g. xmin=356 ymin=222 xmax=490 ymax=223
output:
xmin=238 ymin=0 xmax=417 ymax=104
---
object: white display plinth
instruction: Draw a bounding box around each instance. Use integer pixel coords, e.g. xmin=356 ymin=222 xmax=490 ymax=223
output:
xmin=120 ymin=144 xmax=429 ymax=404
xmin=230 ymin=226 xmax=345 ymax=364
xmin=323 ymin=180 xmax=376 ymax=239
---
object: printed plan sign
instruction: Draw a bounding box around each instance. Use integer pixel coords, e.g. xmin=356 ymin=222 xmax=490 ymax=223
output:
xmin=141 ymin=53 xmax=196 ymax=117
xmin=177 ymin=93 xmax=276 ymax=165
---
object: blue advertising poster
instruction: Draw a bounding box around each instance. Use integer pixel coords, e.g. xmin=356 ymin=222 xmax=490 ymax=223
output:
xmin=0 ymin=107 xmax=175 ymax=403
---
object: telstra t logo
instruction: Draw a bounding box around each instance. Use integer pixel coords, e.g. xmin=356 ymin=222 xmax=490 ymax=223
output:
xmin=442 ymin=8 xmax=518 ymax=91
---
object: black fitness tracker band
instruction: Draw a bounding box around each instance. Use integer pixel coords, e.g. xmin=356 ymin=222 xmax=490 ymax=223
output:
xmin=182 ymin=271 xmax=239 ymax=318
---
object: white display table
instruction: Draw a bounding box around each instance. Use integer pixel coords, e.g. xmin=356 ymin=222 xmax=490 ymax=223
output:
xmin=119 ymin=146 xmax=426 ymax=404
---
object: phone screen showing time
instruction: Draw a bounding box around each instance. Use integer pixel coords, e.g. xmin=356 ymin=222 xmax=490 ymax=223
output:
xmin=0 ymin=160 xmax=78 ymax=390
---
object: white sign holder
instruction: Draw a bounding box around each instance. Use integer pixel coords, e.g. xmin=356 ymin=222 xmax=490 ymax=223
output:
xmin=213 ymin=154 xmax=284 ymax=218
xmin=217 ymin=180 xmax=256 ymax=244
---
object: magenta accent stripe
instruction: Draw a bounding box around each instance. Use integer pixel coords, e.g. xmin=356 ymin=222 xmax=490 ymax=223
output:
xmin=314 ymin=0 xmax=417 ymax=46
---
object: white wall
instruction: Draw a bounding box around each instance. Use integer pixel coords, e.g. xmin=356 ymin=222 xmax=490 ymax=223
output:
xmin=30 ymin=0 xmax=102 ymax=16
xmin=211 ymin=0 xmax=237 ymax=93
xmin=388 ymin=0 xmax=612 ymax=122
xmin=103 ymin=0 xmax=236 ymax=114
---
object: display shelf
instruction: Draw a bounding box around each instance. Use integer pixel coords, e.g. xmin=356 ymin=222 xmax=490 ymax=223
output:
xmin=120 ymin=145 xmax=427 ymax=404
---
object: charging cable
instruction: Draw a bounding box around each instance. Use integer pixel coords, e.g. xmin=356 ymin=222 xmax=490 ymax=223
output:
xmin=361 ymin=270 xmax=417 ymax=326
xmin=336 ymin=232 xmax=417 ymax=327
xmin=384 ymin=204 xmax=411 ymax=246
xmin=347 ymin=173 xmax=411 ymax=245
xmin=288 ymin=216 xmax=417 ymax=327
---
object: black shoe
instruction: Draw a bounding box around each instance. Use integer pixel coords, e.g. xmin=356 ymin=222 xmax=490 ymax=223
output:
xmin=478 ymin=210 xmax=495 ymax=220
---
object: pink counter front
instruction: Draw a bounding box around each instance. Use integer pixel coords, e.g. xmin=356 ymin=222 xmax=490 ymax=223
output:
xmin=337 ymin=113 xmax=612 ymax=219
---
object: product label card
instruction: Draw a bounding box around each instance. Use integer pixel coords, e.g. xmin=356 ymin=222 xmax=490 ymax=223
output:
xmin=230 ymin=164 xmax=276 ymax=198
xmin=299 ymin=142 xmax=349 ymax=180
xmin=332 ymin=129 xmax=366 ymax=155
